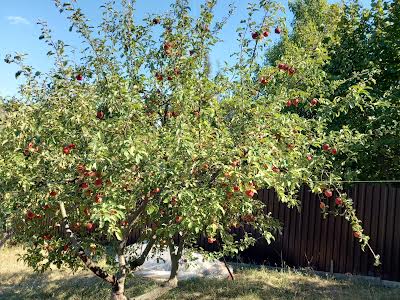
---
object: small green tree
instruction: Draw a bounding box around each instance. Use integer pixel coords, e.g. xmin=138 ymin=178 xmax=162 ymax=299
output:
xmin=0 ymin=1 xmax=380 ymax=299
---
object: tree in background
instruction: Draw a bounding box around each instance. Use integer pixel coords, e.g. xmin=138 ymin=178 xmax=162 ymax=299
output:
xmin=0 ymin=0 xmax=380 ymax=299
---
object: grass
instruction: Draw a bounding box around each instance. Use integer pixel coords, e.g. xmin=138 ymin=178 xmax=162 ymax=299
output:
xmin=0 ymin=247 xmax=399 ymax=300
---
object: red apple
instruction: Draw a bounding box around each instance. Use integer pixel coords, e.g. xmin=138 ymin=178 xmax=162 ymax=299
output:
xmin=272 ymin=165 xmax=280 ymax=173
xmin=259 ymin=76 xmax=269 ymax=85
xmin=288 ymin=67 xmax=296 ymax=76
xmin=86 ymin=222 xmax=95 ymax=232
xmin=207 ymin=237 xmax=216 ymax=244
xmin=171 ymin=196 xmax=177 ymax=206
xmin=97 ymin=111 xmax=105 ymax=120
xmin=275 ymin=27 xmax=281 ymax=34
xmin=263 ymin=31 xmax=269 ymax=37
xmin=310 ymin=98 xmax=318 ymax=106
xmin=324 ymin=190 xmax=333 ymax=198
xmin=231 ymin=160 xmax=240 ymax=167
xmin=175 ymin=216 xmax=183 ymax=223
xmin=306 ymin=155 xmax=313 ymax=161
xmin=335 ymin=197 xmax=343 ymax=206
xmin=167 ymin=76 xmax=173 ymax=81
xmin=245 ymin=189 xmax=255 ymax=198
xmin=80 ymin=182 xmax=89 ymax=190
xmin=152 ymin=187 xmax=161 ymax=194
xmin=331 ymin=148 xmax=338 ymax=155
xmin=322 ymin=144 xmax=330 ymax=151
xmin=76 ymin=74 xmax=83 ymax=81
xmin=155 ymin=73 xmax=163 ymax=81
xmin=293 ymin=98 xmax=300 ymax=107
xmin=49 ymin=191 xmax=58 ymax=197
xmin=63 ymin=146 xmax=71 ymax=155
xmin=233 ymin=185 xmax=240 ymax=192
xmin=63 ymin=244 xmax=69 ymax=251
xmin=94 ymin=178 xmax=102 ymax=187
xmin=353 ymin=231 xmax=362 ymax=239
xmin=94 ymin=193 xmax=103 ymax=204
xmin=319 ymin=202 xmax=326 ymax=209
xmin=43 ymin=234 xmax=52 ymax=241
xmin=286 ymin=100 xmax=292 ymax=107
xmin=68 ymin=143 xmax=76 ymax=149
xmin=26 ymin=210 xmax=35 ymax=220
xmin=43 ymin=204 xmax=51 ymax=210
xmin=252 ymin=32 xmax=260 ymax=40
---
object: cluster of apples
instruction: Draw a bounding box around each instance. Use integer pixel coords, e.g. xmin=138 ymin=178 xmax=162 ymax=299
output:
xmin=322 ymin=143 xmax=338 ymax=155
xmin=278 ymin=63 xmax=296 ymax=76
xmin=63 ymin=143 xmax=76 ymax=155
xmin=155 ymin=67 xmax=181 ymax=82
xmin=252 ymin=26 xmax=282 ymax=40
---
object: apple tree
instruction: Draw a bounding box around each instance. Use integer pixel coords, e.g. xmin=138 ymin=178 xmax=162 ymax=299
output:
xmin=0 ymin=0 xmax=380 ymax=299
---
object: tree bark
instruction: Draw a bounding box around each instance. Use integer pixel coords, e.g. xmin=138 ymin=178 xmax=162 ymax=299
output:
xmin=163 ymin=237 xmax=184 ymax=288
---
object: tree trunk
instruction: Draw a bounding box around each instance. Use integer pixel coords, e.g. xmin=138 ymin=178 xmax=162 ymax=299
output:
xmin=163 ymin=238 xmax=184 ymax=288
xmin=111 ymin=280 xmax=127 ymax=300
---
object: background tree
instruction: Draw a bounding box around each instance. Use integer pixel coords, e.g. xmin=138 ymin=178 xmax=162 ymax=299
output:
xmin=0 ymin=0 xmax=381 ymax=299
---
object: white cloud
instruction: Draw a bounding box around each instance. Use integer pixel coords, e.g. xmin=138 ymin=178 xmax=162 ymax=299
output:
xmin=6 ymin=16 xmax=30 ymax=25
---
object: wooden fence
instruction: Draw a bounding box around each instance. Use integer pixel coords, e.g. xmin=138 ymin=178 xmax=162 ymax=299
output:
xmin=214 ymin=183 xmax=400 ymax=282
xmin=128 ymin=183 xmax=400 ymax=282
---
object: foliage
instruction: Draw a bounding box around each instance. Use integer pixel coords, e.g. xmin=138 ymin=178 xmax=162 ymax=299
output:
xmin=0 ymin=0 xmax=382 ymax=297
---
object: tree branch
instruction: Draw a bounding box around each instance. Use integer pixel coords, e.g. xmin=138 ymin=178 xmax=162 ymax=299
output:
xmin=58 ymin=201 xmax=116 ymax=285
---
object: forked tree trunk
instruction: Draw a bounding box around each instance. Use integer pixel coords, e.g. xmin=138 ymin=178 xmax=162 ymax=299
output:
xmin=111 ymin=279 xmax=127 ymax=300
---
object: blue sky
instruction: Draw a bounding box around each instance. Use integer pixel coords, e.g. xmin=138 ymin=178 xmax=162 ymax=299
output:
xmin=0 ymin=0 xmax=369 ymax=97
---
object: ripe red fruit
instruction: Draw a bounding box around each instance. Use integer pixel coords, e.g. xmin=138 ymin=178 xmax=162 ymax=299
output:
xmin=275 ymin=27 xmax=281 ymax=34
xmin=94 ymin=193 xmax=103 ymax=204
xmin=121 ymin=220 xmax=129 ymax=227
xmin=324 ymin=190 xmax=333 ymax=198
xmin=272 ymin=165 xmax=280 ymax=173
xmin=207 ymin=237 xmax=216 ymax=244
xmin=288 ymin=67 xmax=296 ymax=76
xmin=97 ymin=111 xmax=105 ymax=120
xmin=76 ymin=74 xmax=83 ymax=81
xmin=310 ymin=98 xmax=318 ymax=106
xmin=306 ymin=155 xmax=313 ymax=161
xmin=175 ymin=216 xmax=183 ymax=223
xmin=286 ymin=100 xmax=292 ymax=107
xmin=293 ymin=98 xmax=300 ymax=107
xmin=156 ymin=73 xmax=163 ymax=81
xmin=331 ymin=148 xmax=338 ymax=155
xmin=80 ymin=182 xmax=89 ymax=190
xmin=263 ymin=31 xmax=269 ymax=37
xmin=43 ymin=204 xmax=50 ymax=210
xmin=252 ymin=32 xmax=260 ymax=40
xmin=167 ymin=76 xmax=173 ymax=81
xmin=353 ymin=231 xmax=362 ymax=239
xmin=77 ymin=164 xmax=86 ymax=173
xmin=259 ymin=76 xmax=269 ymax=85
xmin=43 ymin=235 xmax=52 ymax=241
xmin=23 ymin=149 xmax=30 ymax=156
xmin=278 ymin=63 xmax=286 ymax=70
xmin=335 ymin=197 xmax=343 ymax=206
xmin=28 ymin=142 xmax=34 ymax=149
xmin=68 ymin=143 xmax=76 ymax=149
xmin=63 ymin=146 xmax=71 ymax=155
xmin=26 ymin=210 xmax=35 ymax=220
xmin=171 ymin=196 xmax=177 ymax=206
xmin=322 ymin=144 xmax=330 ymax=151
xmin=233 ymin=185 xmax=240 ymax=192
xmin=63 ymin=244 xmax=69 ymax=251
xmin=72 ymin=222 xmax=81 ymax=231
xmin=152 ymin=187 xmax=161 ymax=194
xmin=94 ymin=178 xmax=103 ymax=187
xmin=49 ymin=191 xmax=58 ymax=197
xmin=319 ymin=202 xmax=326 ymax=209
xmin=245 ymin=189 xmax=255 ymax=198
xmin=86 ymin=222 xmax=95 ymax=232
